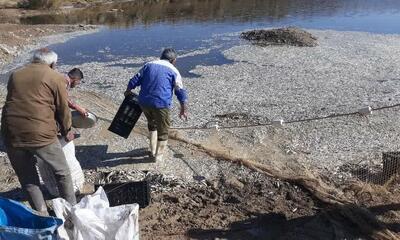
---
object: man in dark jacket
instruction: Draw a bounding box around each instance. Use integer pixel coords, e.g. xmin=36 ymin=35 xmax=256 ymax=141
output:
xmin=1 ymin=48 xmax=76 ymax=214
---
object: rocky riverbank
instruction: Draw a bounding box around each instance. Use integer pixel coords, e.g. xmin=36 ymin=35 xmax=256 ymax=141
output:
xmin=0 ymin=24 xmax=98 ymax=71
xmin=52 ymin=29 xmax=400 ymax=174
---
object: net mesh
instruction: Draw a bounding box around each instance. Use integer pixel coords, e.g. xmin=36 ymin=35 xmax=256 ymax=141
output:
xmin=56 ymin=91 xmax=400 ymax=238
xmin=166 ymin=121 xmax=400 ymax=239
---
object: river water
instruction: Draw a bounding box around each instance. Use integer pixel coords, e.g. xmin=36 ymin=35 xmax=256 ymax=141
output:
xmin=20 ymin=0 xmax=400 ymax=77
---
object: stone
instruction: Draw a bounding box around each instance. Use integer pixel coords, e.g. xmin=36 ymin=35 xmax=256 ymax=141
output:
xmin=0 ymin=44 xmax=12 ymax=55
xmin=225 ymin=176 xmax=244 ymax=190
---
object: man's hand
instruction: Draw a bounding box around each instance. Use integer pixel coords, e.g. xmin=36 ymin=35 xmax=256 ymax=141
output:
xmin=179 ymin=103 xmax=188 ymax=121
xmin=65 ymin=131 xmax=75 ymax=142
xmin=124 ymin=89 xmax=133 ymax=97
xmin=76 ymin=106 xmax=88 ymax=117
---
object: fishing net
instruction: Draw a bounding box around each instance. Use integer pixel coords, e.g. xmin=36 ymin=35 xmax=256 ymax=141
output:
xmin=77 ymin=91 xmax=400 ymax=239
xmin=166 ymin=114 xmax=400 ymax=239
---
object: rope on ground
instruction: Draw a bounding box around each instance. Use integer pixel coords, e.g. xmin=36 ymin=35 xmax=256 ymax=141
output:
xmin=169 ymin=103 xmax=400 ymax=131
xmin=95 ymin=102 xmax=400 ymax=131
xmin=96 ymin=116 xmax=113 ymax=123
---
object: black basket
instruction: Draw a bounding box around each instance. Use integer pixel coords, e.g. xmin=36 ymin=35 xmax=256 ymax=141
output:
xmin=108 ymin=93 xmax=142 ymax=139
xmin=95 ymin=181 xmax=150 ymax=208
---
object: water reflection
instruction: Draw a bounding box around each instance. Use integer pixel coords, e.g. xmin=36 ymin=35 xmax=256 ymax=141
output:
xmin=20 ymin=0 xmax=400 ymax=28
xmin=28 ymin=0 xmax=400 ymax=79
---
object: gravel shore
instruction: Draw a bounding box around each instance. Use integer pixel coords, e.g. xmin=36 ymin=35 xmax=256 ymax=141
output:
xmin=51 ymin=29 xmax=400 ymax=179
xmin=2 ymin=29 xmax=400 ymax=181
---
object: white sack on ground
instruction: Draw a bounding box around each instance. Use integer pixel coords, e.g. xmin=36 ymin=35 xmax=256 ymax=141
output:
xmin=53 ymin=186 xmax=140 ymax=240
xmin=38 ymin=138 xmax=85 ymax=196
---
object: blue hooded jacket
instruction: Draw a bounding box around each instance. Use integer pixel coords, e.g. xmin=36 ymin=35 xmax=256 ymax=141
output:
xmin=127 ymin=59 xmax=188 ymax=109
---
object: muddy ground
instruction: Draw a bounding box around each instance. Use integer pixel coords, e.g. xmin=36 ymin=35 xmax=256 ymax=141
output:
xmin=1 ymin=151 xmax=400 ymax=239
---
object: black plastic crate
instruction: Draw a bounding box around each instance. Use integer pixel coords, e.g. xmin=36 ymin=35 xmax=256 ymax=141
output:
xmin=108 ymin=93 xmax=142 ymax=139
xmin=95 ymin=181 xmax=150 ymax=208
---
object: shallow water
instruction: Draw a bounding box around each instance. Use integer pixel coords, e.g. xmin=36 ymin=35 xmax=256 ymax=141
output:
xmin=21 ymin=0 xmax=400 ymax=77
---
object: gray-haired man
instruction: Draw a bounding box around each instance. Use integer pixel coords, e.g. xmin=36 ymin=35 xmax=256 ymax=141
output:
xmin=125 ymin=48 xmax=188 ymax=161
xmin=1 ymin=48 xmax=77 ymax=214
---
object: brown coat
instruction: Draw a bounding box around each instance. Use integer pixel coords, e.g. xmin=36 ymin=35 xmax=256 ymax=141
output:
xmin=1 ymin=63 xmax=71 ymax=147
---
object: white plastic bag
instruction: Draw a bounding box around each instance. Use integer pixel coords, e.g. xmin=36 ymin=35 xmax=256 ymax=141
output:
xmin=38 ymin=138 xmax=85 ymax=196
xmin=52 ymin=187 xmax=139 ymax=240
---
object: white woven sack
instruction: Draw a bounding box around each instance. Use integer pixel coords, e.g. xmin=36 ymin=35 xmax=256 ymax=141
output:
xmin=53 ymin=187 xmax=140 ymax=240
xmin=37 ymin=139 xmax=85 ymax=196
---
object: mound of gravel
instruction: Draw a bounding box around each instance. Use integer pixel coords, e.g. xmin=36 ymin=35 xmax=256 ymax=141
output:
xmin=241 ymin=27 xmax=318 ymax=47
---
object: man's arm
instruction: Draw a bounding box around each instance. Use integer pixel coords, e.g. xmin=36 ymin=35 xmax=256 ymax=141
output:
xmin=178 ymin=101 xmax=188 ymax=120
xmin=125 ymin=66 xmax=145 ymax=96
xmin=173 ymin=73 xmax=188 ymax=120
xmin=67 ymin=98 xmax=77 ymax=109
xmin=54 ymin=75 xmax=72 ymax=139
xmin=68 ymin=99 xmax=88 ymax=117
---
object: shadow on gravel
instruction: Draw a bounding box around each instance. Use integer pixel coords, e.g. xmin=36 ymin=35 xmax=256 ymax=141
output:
xmin=75 ymin=145 xmax=154 ymax=169
xmin=0 ymin=186 xmax=64 ymax=202
xmin=186 ymin=204 xmax=400 ymax=240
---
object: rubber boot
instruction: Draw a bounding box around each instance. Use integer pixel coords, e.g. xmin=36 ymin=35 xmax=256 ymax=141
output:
xmin=155 ymin=140 xmax=168 ymax=162
xmin=149 ymin=131 xmax=157 ymax=157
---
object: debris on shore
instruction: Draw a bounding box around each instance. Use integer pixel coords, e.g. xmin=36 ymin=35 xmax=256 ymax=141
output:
xmin=241 ymin=27 xmax=318 ymax=47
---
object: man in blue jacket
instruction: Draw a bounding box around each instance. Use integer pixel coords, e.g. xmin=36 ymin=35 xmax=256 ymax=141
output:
xmin=125 ymin=48 xmax=188 ymax=161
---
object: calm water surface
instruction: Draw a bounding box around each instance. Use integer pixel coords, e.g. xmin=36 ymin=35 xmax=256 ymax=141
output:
xmin=20 ymin=0 xmax=400 ymax=77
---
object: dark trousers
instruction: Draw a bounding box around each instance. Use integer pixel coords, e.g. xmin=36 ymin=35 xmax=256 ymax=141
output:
xmin=141 ymin=107 xmax=170 ymax=141
xmin=6 ymin=139 xmax=76 ymax=212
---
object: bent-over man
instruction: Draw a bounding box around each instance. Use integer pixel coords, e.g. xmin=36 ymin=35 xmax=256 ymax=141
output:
xmin=64 ymin=67 xmax=88 ymax=117
xmin=125 ymin=48 xmax=188 ymax=161
xmin=1 ymin=48 xmax=77 ymax=215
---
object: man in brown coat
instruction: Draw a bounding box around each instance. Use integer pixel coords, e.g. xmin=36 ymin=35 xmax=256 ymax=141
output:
xmin=1 ymin=48 xmax=77 ymax=214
